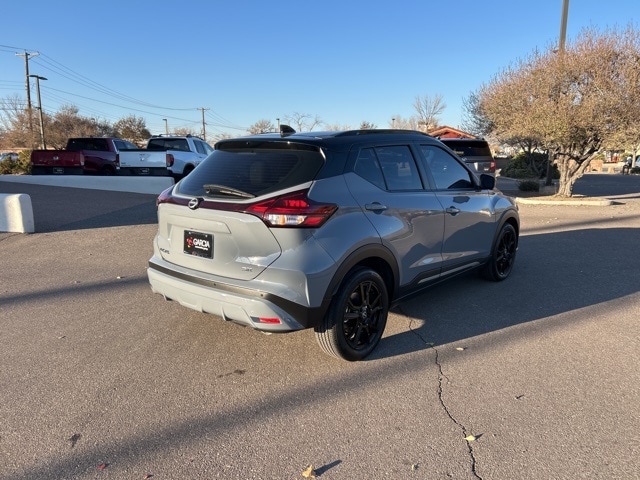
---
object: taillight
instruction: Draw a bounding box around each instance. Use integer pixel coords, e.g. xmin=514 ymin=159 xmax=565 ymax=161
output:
xmin=115 ymin=153 xmax=120 ymax=168
xmin=245 ymin=190 xmax=337 ymax=228
xmin=156 ymin=186 xmax=174 ymax=207
xmin=166 ymin=153 xmax=174 ymax=167
xmin=490 ymin=160 xmax=496 ymax=172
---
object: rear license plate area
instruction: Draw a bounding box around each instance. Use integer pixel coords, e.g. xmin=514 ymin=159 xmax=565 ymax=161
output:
xmin=183 ymin=230 xmax=213 ymax=258
xmin=52 ymin=167 xmax=64 ymax=174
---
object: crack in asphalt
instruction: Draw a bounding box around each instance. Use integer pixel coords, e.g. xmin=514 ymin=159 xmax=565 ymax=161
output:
xmin=400 ymin=308 xmax=483 ymax=480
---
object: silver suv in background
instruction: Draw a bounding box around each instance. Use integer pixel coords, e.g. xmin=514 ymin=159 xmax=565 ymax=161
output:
xmin=148 ymin=128 xmax=519 ymax=361
xmin=439 ymin=138 xmax=496 ymax=175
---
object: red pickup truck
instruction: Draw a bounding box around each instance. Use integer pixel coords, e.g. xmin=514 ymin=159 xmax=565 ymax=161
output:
xmin=30 ymin=137 xmax=138 ymax=175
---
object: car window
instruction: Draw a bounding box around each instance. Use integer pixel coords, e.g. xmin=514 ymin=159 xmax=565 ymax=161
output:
xmin=354 ymin=148 xmax=385 ymax=189
xmin=194 ymin=140 xmax=207 ymax=155
xmin=440 ymin=140 xmax=492 ymax=157
xmin=419 ymin=145 xmax=474 ymax=190
xmin=67 ymin=138 xmax=109 ymax=152
xmin=114 ymin=140 xmax=137 ymax=151
xmin=374 ymin=145 xmax=422 ymax=191
xmin=177 ymin=147 xmax=325 ymax=197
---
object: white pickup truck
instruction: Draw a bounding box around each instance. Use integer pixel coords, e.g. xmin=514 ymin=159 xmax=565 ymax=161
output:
xmin=118 ymin=135 xmax=214 ymax=178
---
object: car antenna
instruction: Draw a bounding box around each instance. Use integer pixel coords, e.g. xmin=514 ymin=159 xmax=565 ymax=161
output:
xmin=280 ymin=124 xmax=296 ymax=137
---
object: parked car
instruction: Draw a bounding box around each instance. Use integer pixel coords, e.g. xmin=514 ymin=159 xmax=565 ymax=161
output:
xmin=0 ymin=152 xmax=19 ymax=162
xmin=30 ymin=137 xmax=138 ymax=175
xmin=145 ymin=135 xmax=214 ymax=179
xmin=147 ymin=127 xmax=519 ymax=361
xmin=439 ymin=138 xmax=496 ymax=175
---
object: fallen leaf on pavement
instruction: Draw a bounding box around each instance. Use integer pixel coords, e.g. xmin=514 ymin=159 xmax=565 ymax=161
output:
xmin=465 ymin=435 xmax=476 ymax=442
xmin=302 ymin=464 xmax=316 ymax=478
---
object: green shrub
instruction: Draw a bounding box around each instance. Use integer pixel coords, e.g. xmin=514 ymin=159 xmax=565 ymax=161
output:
xmin=518 ymin=180 xmax=540 ymax=192
xmin=501 ymin=151 xmax=559 ymax=179
xmin=0 ymin=150 xmax=31 ymax=175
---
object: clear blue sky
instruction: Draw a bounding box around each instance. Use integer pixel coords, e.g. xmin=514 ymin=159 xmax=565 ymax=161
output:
xmin=1 ymin=0 xmax=638 ymax=139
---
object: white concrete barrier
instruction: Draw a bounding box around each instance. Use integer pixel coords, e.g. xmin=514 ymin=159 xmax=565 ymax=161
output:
xmin=0 ymin=193 xmax=35 ymax=233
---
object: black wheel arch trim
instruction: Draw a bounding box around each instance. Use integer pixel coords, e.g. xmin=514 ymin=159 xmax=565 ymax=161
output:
xmin=323 ymin=243 xmax=400 ymax=306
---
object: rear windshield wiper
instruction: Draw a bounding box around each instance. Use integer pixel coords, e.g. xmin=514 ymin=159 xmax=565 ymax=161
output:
xmin=203 ymin=184 xmax=255 ymax=199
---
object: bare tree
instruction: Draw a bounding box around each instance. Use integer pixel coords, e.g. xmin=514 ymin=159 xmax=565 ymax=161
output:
xmin=0 ymin=94 xmax=33 ymax=148
xmin=46 ymin=106 xmax=112 ymax=149
xmin=324 ymin=123 xmax=353 ymax=131
xmin=389 ymin=115 xmax=418 ymax=130
xmin=477 ymin=25 xmax=640 ymax=196
xmin=359 ymin=121 xmax=377 ymax=129
xmin=248 ymin=119 xmax=275 ymax=134
xmin=283 ymin=112 xmax=322 ymax=132
xmin=413 ymin=94 xmax=446 ymax=130
xmin=113 ymin=115 xmax=151 ymax=145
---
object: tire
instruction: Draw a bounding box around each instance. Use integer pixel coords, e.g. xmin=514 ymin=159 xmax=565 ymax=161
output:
xmin=100 ymin=166 xmax=115 ymax=176
xmin=482 ymin=223 xmax=517 ymax=281
xmin=315 ymin=267 xmax=389 ymax=361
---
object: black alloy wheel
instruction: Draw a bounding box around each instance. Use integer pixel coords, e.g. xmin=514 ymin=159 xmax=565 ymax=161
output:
xmin=315 ymin=268 xmax=389 ymax=361
xmin=483 ymin=223 xmax=517 ymax=281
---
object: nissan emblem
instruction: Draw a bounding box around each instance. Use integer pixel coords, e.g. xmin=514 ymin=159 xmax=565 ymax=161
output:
xmin=188 ymin=197 xmax=202 ymax=210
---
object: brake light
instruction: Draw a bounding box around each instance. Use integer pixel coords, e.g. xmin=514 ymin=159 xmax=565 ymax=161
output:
xmin=166 ymin=153 xmax=174 ymax=167
xmin=245 ymin=190 xmax=337 ymax=228
xmin=490 ymin=160 xmax=496 ymax=172
xmin=115 ymin=153 xmax=120 ymax=168
xmin=156 ymin=186 xmax=174 ymax=207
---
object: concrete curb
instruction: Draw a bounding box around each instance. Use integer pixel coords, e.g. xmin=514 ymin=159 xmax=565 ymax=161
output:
xmin=0 ymin=193 xmax=35 ymax=233
xmin=515 ymin=196 xmax=614 ymax=206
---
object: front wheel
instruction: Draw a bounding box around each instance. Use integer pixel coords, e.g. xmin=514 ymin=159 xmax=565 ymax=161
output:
xmin=315 ymin=268 xmax=389 ymax=361
xmin=482 ymin=223 xmax=517 ymax=281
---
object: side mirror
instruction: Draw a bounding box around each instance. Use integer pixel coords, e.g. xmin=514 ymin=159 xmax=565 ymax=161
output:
xmin=479 ymin=173 xmax=495 ymax=190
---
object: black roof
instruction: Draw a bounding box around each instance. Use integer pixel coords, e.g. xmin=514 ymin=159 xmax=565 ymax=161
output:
xmin=216 ymin=128 xmax=436 ymax=151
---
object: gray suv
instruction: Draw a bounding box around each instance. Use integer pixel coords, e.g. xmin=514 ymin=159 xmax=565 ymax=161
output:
xmin=439 ymin=138 xmax=496 ymax=175
xmin=148 ymin=128 xmax=519 ymax=361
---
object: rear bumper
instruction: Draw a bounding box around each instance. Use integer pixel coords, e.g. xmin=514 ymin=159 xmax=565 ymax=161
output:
xmin=31 ymin=166 xmax=83 ymax=175
xmin=147 ymin=257 xmax=326 ymax=332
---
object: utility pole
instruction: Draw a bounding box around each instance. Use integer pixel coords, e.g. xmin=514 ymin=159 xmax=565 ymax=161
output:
xmin=162 ymin=118 xmax=168 ymax=135
xmin=559 ymin=0 xmax=570 ymax=53
xmin=198 ymin=107 xmax=209 ymax=140
xmin=29 ymin=75 xmax=47 ymax=149
xmin=16 ymin=50 xmax=39 ymax=144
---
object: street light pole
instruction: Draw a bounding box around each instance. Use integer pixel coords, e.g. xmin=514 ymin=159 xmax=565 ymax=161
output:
xmin=29 ymin=75 xmax=47 ymax=149
xmin=163 ymin=118 xmax=168 ymax=135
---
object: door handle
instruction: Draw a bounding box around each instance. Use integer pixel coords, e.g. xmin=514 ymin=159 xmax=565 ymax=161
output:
xmin=446 ymin=206 xmax=461 ymax=215
xmin=365 ymin=202 xmax=387 ymax=212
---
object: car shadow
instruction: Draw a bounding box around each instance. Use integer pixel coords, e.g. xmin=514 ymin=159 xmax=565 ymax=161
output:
xmin=0 ymin=181 xmax=158 ymax=232
xmin=372 ymin=226 xmax=639 ymax=359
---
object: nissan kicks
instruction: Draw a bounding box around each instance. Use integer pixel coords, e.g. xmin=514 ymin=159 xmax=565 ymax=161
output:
xmin=147 ymin=127 xmax=519 ymax=361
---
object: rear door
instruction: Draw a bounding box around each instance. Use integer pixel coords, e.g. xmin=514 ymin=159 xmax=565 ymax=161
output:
xmin=345 ymin=144 xmax=445 ymax=287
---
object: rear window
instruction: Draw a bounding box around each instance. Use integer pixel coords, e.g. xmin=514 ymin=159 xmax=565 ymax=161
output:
xmin=441 ymin=140 xmax=492 ymax=157
xmin=177 ymin=147 xmax=325 ymax=198
xmin=67 ymin=138 xmax=109 ymax=152
xmin=147 ymin=138 xmax=190 ymax=151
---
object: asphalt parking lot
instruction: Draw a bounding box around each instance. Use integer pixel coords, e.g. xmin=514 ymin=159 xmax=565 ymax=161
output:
xmin=1 ymin=174 xmax=639 ymax=479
